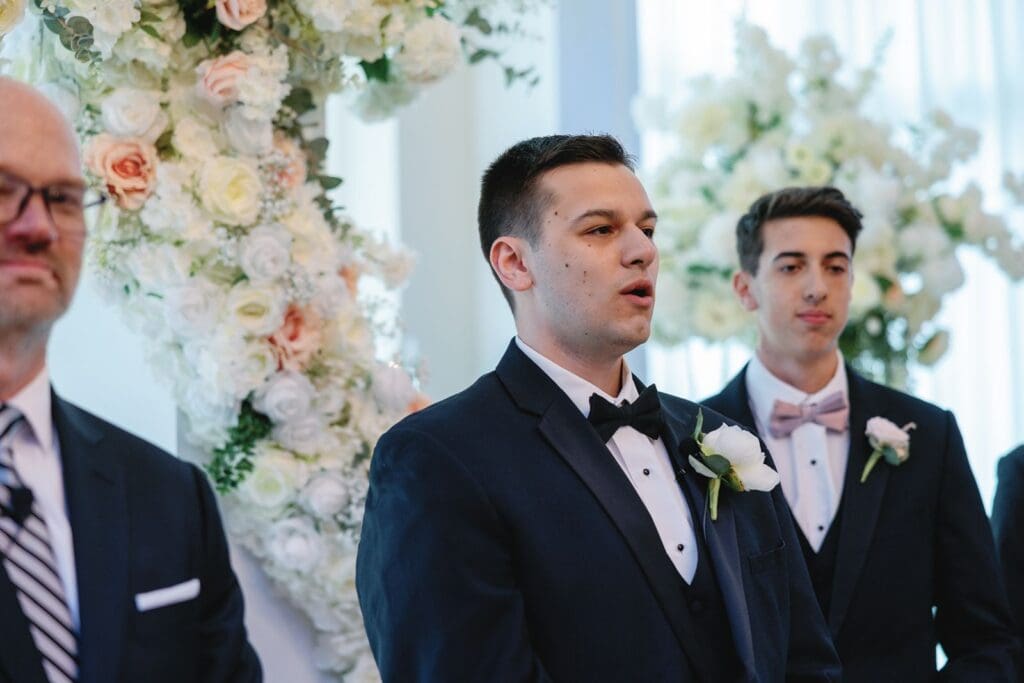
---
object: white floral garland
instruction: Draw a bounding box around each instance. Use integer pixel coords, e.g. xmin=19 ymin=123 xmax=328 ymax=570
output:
xmin=0 ymin=1 xmax=534 ymax=678
xmin=638 ymin=23 xmax=1024 ymax=386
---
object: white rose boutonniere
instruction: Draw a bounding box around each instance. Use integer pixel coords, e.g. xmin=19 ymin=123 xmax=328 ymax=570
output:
xmin=688 ymin=409 xmax=780 ymax=520
xmin=860 ymin=417 xmax=916 ymax=483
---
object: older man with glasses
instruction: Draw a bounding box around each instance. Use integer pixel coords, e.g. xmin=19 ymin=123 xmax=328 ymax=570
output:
xmin=0 ymin=76 xmax=261 ymax=683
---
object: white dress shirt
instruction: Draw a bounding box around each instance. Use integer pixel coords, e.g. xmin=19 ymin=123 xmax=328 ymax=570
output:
xmin=4 ymin=367 xmax=80 ymax=627
xmin=745 ymin=351 xmax=850 ymax=552
xmin=516 ymin=338 xmax=699 ymax=583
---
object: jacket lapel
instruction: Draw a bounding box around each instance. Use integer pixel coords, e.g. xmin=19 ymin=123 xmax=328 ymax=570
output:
xmin=826 ymin=370 xmax=889 ymax=635
xmin=53 ymin=394 xmax=129 ymax=683
xmin=661 ymin=404 xmax=758 ymax=681
xmin=495 ymin=343 xmax=704 ymax=657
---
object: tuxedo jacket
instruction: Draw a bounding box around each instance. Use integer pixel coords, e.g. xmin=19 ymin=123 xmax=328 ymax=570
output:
xmin=704 ymin=366 xmax=1018 ymax=682
xmin=0 ymin=394 xmax=261 ymax=683
xmin=357 ymin=342 xmax=840 ymax=682
xmin=992 ymin=444 xmax=1024 ymax=668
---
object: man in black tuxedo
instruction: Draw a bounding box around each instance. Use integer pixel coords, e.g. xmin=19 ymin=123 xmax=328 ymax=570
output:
xmin=703 ymin=186 xmax=1017 ymax=681
xmin=993 ymin=444 xmax=1024 ymax=656
xmin=357 ymin=134 xmax=840 ymax=681
xmin=0 ymin=77 xmax=260 ymax=682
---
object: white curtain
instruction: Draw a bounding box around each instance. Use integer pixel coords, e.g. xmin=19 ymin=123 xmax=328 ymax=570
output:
xmin=637 ymin=0 xmax=1024 ymax=507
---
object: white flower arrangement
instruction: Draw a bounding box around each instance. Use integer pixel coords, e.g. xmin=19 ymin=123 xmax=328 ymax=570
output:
xmin=1 ymin=1 xmax=535 ymax=678
xmin=639 ymin=23 xmax=1024 ymax=386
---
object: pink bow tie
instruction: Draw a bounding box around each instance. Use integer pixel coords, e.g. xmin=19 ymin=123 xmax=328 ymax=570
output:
xmin=768 ymin=391 xmax=849 ymax=438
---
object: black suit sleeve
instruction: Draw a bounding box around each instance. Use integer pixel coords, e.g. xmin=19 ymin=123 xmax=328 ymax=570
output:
xmin=992 ymin=446 xmax=1024 ymax=661
xmin=190 ymin=465 xmax=262 ymax=683
xmin=933 ymin=413 xmax=1019 ymax=680
xmin=357 ymin=427 xmax=553 ymax=683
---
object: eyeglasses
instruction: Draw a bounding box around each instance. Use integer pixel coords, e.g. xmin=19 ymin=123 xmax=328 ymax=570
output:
xmin=0 ymin=170 xmax=106 ymax=232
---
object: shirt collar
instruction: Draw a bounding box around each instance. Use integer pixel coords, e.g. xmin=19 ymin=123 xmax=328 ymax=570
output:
xmin=745 ymin=349 xmax=847 ymax=433
xmin=515 ymin=337 xmax=637 ymax=417
xmin=6 ymin=366 xmax=53 ymax=451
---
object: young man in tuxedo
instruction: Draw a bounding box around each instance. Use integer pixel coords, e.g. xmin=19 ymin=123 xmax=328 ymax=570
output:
xmin=0 ymin=77 xmax=261 ymax=682
xmin=992 ymin=444 xmax=1024 ymax=657
xmin=703 ymin=186 xmax=1018 ymax=681
xmin=357 ymin=134 xmax=840 ymax=681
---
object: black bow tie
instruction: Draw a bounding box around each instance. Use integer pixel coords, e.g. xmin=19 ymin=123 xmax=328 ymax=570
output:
xmin=587 ymin=384 xmax=664 ymax=443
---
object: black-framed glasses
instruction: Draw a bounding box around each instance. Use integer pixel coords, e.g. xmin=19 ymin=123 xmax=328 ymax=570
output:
xmin=0 ymin=170 xmax=106 ymax=231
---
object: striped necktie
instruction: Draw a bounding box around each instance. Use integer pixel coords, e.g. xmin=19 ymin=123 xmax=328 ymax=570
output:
xmin=0 ymin=403 xmax=79 ymax=682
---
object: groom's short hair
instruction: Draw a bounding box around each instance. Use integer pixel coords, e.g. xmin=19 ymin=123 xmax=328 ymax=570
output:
xmin=736 ymin=186 xmax=864 ymax=274
xmin=478 ymin=134 xmax=634 ymax=307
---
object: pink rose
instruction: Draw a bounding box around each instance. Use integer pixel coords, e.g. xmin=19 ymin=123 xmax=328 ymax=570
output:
xmin=84 ymin=133 xmax=157 ymax=211
xmin=269 ymin=304 xmax=323 ymax=371
xmin=216 ymin=0 xmax=266 ymax=31
xmin=196 ymin=51 xmax=252 ymax=108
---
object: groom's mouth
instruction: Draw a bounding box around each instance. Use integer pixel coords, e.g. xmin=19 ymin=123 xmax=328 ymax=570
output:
xmin=620 ymin=279 xmax=654 ymax=306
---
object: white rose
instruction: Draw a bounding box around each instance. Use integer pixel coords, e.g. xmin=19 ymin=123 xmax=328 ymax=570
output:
xmin=222 ymin=108 xmax=273 ymax=156
xmin=240 ymin=226 xmax=291 ymax=283
xmin=173 ymin=117 xmax=221 ymax=158
xmin=254 ymin=370 xmax=316 ymax=423
xmin=0 ymin=0 xmax=26 ymax=35
xmin=101 ymin=88 xmax=167 ymax=142
xmin=239 ymin=450 xmax=302 ymax=510
xmin=394 ymin=15 xmax=462 ymax=83
xmin=919 ymin=254 xmax=965 ymax=296
xmin=897 ymin=221 xmax=950 ymax=262
xmin=165 ymin=279 xmax=222 ymax=338
xmin=371 ymin=364 xmax=416 ymax=413
xmin=865 ymin=416 xmax=914 ymax=463
xmin=696 ymin=212 xmax=740 ymax=268
xmin=273 ymin=415 xmax=332 ymax=454
xmin=265 ymin=517 xmax=324 ymax=572
xmin=199 ymin=156 xmax=263 ymax=225
xmin=226 ymin=283 xmax=286 ymax=335
xmin=301 ymin=472 xmax=351 ymax=518
xmin=691 ymin=422 xmax=780 ymax=492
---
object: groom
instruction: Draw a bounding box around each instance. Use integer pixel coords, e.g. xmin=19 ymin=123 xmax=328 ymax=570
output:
xmin=703 ymin=186 xmax=1018 ymax=681
xmin=357 ymin=135 xmax=840 ymax=681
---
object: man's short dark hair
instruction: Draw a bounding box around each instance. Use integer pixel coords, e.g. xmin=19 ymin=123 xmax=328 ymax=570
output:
xmin=736 ymin=186 xmax=864 ymax=274
xmin=478 ymin=134 xmax=635 ymax=307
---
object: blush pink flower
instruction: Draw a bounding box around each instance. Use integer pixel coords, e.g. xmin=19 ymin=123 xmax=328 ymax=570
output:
xmin=269 ymin=304 xmax=323 ymax=371
xmin=196 ymin=51 xmax=252 ymax=108
xmin=83 ymin=133 xmax=158 ymax=211
xmin=216 ymin=0 xmax=267 ymax=31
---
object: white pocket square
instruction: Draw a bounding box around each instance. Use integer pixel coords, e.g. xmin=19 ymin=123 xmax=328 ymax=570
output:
xmin=135 ymin=578 xmax=201 ymax=612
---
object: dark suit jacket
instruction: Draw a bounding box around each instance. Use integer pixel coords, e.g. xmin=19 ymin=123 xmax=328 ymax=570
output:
xmin=992 ymin=445 xmax=1024 ymax=669
xmin=705 ymin=366 xmax=1018 ymax=682
xmin=357 ymin=341 xmax=840 ymax=682
xmin=0 ymin=394 xmax=261 ymax=683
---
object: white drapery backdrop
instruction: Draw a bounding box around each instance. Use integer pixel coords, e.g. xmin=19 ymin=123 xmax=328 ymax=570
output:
xmin=637 ymin=0 xmax=1024 ymax=507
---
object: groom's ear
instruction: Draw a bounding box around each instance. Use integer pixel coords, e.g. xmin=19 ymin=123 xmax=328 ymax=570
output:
xmin=490 ymin=236 xmax=534 ymax=293
xmin=733 ymin=270 xmax=759 ymax=311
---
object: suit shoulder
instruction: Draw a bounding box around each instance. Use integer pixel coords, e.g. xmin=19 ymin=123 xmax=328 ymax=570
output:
xmin=857 ymin=375 xmax=952 ymax=422
xmin=57 ymin=399 xmax=197 ymax=481
xmin=380 ymin=371 xmax=505 ymax=440
xmin=998 ymin=445 xmax=1024 ymax=479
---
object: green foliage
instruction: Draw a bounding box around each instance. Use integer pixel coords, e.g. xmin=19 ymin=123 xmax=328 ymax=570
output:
xmin=206 ymin=399 xmax=273 ymax=493
xmin=35 ymin=1 xmax=99 ymax=63
xmin=361 ymin=56 xmax=391 ymax=83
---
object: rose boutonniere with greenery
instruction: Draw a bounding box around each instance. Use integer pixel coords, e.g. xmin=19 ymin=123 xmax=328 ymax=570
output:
xmin=860 ymin=417 xmax=917 ymax=483
xmin=688 ymin=409 xmax=781 ymax=520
